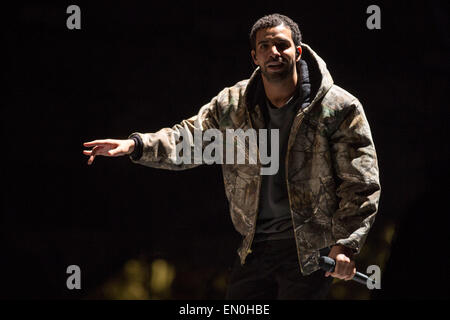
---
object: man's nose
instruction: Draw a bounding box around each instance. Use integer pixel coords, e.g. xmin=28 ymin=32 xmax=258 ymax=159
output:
xmin=269 ymin=45 xmax=281 ymax=58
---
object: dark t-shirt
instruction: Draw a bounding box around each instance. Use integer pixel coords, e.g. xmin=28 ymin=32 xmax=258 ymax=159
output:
xmin=254 ymin=94 xmax=301 ymax=242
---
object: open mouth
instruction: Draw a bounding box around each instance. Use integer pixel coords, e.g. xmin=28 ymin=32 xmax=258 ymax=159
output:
xmin=266 ymin=62 xmax=284 ymax=70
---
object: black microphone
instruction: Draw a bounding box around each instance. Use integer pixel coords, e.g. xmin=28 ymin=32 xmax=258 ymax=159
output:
xmin=319 ymin=256 xmax=373 ymax=286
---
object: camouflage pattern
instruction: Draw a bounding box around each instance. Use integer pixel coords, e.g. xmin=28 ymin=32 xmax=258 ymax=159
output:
xmin=129 ymin=43 xmax=381 ymax=275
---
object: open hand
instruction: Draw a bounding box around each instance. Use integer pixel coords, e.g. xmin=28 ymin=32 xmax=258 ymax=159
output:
xmin=83 ymin=139 xmax=135 ymax=165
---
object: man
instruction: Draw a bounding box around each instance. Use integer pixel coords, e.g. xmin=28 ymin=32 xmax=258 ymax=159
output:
xmin=83 ymin=14 xmax=381 ymax=299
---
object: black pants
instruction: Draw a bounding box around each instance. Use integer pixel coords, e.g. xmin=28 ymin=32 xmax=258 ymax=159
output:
xmin=226 ymin=238 xmax=333 ymax=300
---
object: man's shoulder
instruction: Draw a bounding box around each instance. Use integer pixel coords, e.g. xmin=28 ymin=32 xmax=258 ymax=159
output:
xmin=321 ymin=84 xmax=360 ymax=112
xmin=215 ymin=79 xmax=250 ymax=107
xmin=233 ymin=79 xmax=250 ymax=89
xmin=224 ymin=79 xmax=250 ymax=96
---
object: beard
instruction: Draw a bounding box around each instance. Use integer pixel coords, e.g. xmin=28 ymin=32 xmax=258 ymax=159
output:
xmin=260 ymin=58 xmax=295 ymax=82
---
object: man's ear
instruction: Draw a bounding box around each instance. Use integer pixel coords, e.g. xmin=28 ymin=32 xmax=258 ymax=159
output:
xmin=296 ymin=46 xmax=302 ymax=62
xmin=251 ymin=49 xmax=259 ymax=66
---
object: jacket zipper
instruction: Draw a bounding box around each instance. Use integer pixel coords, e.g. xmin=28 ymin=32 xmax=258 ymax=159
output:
xmin=285 ymin=111 xmax=306 ymax=274
xmin=243 ymin=105 xmax=262 ymax=261
xmin=285 ymin=84 xmax=330 ymax=273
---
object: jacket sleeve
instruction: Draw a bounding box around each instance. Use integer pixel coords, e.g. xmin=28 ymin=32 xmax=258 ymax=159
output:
xmin=127 ymin=89 xmax=226 ymax=170
xmin=329 ymin=99 xmax=381 ymax=254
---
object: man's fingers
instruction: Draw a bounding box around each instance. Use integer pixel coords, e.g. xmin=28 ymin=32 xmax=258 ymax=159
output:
xmin=83 ymin=139 xmax=113 ymax=147
xmin=332 ymin=266 xmax=356 ymax=280
xmin=83 ymin=139 xmax=128 ymax=165
xmin=327 ymin=249 xmax=356 ymax=281
xmin=84 ymin=145 xmax=124 ymax=163
xmin=328 ymin=256 xmax=356 ymax=280
xmin=343 ymin=262 xmax=356 ymax=280
xmin=84 ymin=145 xmax=111 ymax=157
xmin=87 ymin=155 xmax=95 ymax=165
xmin=330 ymin=271 xmax=344 ymax=280
xmin=347 ymin=267 xmax=356 ymax=281
xmin=334 ymin=261 xmax=344 ymax=276
xmin=335 ymin=255 xmax=351 ymax=276
xmin=344 ymin=274 xmax=354 ymax=281
xmin=86 ymin=146 xmax=101 ymax=165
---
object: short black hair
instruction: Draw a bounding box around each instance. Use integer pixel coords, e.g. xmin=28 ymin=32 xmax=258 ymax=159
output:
xmin=249 ymin=14 xmax=302 ymax=50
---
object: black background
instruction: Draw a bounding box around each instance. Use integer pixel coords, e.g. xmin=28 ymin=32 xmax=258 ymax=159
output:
xmin=2 ymin=0 xmax=449 ymax=299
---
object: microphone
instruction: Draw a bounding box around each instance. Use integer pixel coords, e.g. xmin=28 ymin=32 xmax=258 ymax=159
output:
xmin=319 ymin=256 xmax=373 ymax=286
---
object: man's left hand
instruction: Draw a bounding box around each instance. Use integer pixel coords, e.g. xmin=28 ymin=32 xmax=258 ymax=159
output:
xmin=325 ymin=245 xmax=356 ymax=281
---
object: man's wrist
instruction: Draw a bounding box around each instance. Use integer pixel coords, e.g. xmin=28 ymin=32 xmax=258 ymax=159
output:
xmin=127 ymin=139 xmax=135 ymax=154
xmin=331 ymin=244 xmax=354 ymax=259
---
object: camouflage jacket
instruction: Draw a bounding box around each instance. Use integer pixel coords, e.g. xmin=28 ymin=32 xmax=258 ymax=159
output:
xmin=129 ymin=43 xmax=381 ymax=275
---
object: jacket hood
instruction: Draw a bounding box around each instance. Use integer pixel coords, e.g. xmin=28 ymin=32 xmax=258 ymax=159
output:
xmin=244 ymin=43 xmax=334 ymax=112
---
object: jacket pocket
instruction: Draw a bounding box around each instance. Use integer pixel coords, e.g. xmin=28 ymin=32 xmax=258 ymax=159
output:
xmin=232 ymin=169 xmax=253 ymax=209
xmin=290 ymin=176 xmax=338 ymax=225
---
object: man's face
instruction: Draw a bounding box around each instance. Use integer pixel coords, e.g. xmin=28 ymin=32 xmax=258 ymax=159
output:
xmin=251 ymin=24 xmax=301 ymax=82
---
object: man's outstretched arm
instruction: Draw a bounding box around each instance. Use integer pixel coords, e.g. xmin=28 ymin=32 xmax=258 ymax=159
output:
xmin=83 ymin=87 xmax=229 ymax=168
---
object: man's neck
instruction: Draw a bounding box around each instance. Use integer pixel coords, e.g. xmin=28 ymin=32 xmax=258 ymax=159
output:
xmin=262 ymin=71 xmax=298 ymax=108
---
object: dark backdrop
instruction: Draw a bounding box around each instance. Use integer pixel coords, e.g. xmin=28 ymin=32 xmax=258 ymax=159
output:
xmin=2 ymin=0 xmax=449 ymax=299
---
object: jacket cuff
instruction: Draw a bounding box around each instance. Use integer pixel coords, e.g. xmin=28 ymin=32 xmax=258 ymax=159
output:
xmin=128 ymin=133 xmax=143 ymax=161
